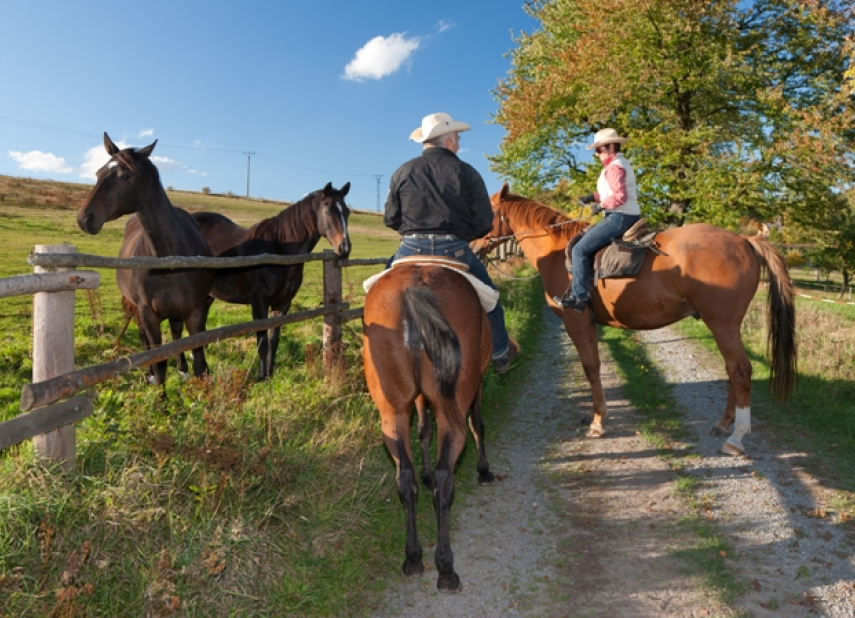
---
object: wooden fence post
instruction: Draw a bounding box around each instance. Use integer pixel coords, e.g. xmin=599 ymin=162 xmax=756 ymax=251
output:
xmin=322 ymin=250 xmax=343 ymax=372
xmin=32 ymin=244 xmax=77 ymax=470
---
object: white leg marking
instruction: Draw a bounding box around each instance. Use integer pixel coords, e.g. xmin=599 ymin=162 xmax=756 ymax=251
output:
xmin=723 ymin=406 xmax=751 ymax=455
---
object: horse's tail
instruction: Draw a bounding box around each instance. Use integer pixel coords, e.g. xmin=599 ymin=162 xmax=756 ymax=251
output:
xmin=746 ymin=236 xmax=798 ymax=401
xmin=116 ymin=296 xmax=139 ymax=348
xmin=402 ymin=286 xmax=463 ymax=426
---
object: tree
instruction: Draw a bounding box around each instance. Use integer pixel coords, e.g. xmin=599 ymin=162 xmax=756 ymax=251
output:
xmin=492 ymin=0 xmax=855 ymax=230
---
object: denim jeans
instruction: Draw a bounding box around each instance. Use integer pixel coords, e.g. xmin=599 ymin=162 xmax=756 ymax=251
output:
xmin=388 ymin=237 xmax=511 ymax=359
xmin=570 ymin=212 xmax=640 ymax=301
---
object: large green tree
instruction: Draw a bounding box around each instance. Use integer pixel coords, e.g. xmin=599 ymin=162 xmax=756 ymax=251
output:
xmin=492 ymin=0 xmax=855 ymax=229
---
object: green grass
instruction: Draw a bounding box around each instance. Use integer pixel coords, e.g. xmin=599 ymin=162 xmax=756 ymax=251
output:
xmin=0 ymin=180 xmax=545 ymax=617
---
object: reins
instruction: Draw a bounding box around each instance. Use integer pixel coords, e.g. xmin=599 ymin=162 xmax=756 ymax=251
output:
xmin=482 ymin=209 xmax=583 ymax=281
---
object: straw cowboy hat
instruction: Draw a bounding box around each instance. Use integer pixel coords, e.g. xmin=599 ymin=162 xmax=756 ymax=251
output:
xmin=409 ymin=112 xmax=471 ymax=143
xmin=586 ymin=128 xmax=629 ymax=150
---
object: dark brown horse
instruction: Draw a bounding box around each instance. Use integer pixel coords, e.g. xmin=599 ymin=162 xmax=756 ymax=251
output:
xmin=363 ymin=263 xmax=494 ymax=592
xmin=77 ymin=133 xmax=214 ymax=385
xmin=192 ymin=182 xmax=351 ymax=380
xmin=481 ymin=183 xmax=796 ymax=455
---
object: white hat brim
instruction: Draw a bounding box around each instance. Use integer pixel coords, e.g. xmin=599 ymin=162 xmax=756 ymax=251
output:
xmin=586 ymin=137 xmax=628 ymax=150
xmin=410 ymin=120 xmax=471 ymax=143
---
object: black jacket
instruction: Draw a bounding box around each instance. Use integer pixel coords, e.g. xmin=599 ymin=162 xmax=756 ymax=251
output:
xmin=384 ymin=147 xmax=494 ymax=241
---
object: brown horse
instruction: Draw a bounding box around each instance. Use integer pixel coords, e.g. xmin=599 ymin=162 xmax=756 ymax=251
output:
xmin=363 ymin=263 xmax=494 ymax=591
xmin=192 ymin=182 xmax=351 ymax=380
xmin=77 ymin=133 xmax=214 ymax=386
xmin=482 ymin=183 xmax=796 ymax=455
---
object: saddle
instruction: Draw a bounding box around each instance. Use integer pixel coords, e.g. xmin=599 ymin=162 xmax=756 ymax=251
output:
xmin=363 ymin=256 xmax=499 ymax=313
xmin=564 ymin=219 xmax=667 ymax=281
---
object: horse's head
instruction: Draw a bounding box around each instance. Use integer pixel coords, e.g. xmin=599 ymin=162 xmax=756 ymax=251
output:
xmin=472 ymin=182 xmax=516 ymax=254
xmin=315 ymin=181 xmax=352 ymax=258
xmin=77 ymin=132 xmax=158 ymax=234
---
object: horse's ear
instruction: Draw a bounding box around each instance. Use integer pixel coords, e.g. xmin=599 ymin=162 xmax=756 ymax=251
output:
xmin=323 ymin=182 xmax=333 ymax=195
xmin=500 ymin=182 xmax=510 ymax=198
xmin=340 ymin=182 xmax=350 ymax=196
xmin=104 ymin=132 xmax=120 ymax=156
xmin=137 ymin=139 xmax=158 ymax=159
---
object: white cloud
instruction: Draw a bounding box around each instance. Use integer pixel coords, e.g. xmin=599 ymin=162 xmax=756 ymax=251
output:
xmin=78 ymin=141 xmax=127 ymax=180
xmin=138 ymin=128 xmax=154 ymax=138
xmin=343 ymin=33 xmax=420 ymax=81
xmin=437 ymin=20 xmax=453 ymax=33
xmin=8 ymin=150 xmax=73 ymax=174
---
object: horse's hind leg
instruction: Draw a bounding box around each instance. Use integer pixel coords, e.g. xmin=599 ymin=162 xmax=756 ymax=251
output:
xmin=382 ymin=410 xmax=424 ymax=577
xmin=467 ymin=386 xmax=495 ymax=485
xmin=709 ymin=326 xmax=753 ymax=455
xmin=415 ymin=396 xmax=434 ymax=489
xmin=433 ymin=415 xmax=467 ymax=592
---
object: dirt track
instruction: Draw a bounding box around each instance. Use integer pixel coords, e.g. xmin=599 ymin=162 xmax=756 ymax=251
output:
xmin=370 ymin=306 xmax=855 ymax=618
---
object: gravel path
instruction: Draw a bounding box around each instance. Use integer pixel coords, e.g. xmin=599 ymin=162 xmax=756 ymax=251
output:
xmin=371 ymin=307 xmax=855 ymax=617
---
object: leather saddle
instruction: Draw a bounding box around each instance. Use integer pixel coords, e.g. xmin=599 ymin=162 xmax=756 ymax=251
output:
xmin=565 ymin=219 xmax=667 ymax=280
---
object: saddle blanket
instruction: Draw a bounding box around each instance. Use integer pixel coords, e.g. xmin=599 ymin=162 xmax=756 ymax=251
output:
xmin=363 ymin=259 xmax=499 ymax=313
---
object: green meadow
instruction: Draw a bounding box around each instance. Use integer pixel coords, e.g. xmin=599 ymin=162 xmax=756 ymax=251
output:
xmin=0 ymin=175 xmax=543 ymax=617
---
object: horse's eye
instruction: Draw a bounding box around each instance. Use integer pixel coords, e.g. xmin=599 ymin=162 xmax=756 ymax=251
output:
xmin=120 ymin=173 xmax=130 ymax=181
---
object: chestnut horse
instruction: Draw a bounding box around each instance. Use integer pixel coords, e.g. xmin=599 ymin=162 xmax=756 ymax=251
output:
xmin=192 ymin=182 xmax=351 ymax=380
xmin=481 ymin=183 xmax=796 ymax=455
xmin=363 ymin=263 xmax=494 ymax=591
xmin=78 ymin=133 xmax=214 ymax=386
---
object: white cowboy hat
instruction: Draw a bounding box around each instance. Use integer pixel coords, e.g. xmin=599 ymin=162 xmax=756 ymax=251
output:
xmin=409 ymin=112 xmax=471 ymax=143
xmin=586 ymin=128 xmax=629 ymax=150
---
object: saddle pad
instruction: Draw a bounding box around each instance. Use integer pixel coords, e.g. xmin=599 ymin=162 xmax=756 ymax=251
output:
xmin=390 ymin=255 xmax=469 ymax=271
xmin=596 ymin=242 xmax=649 ymax=279
xmin=363 ymin=264 xmax=499 ymax=313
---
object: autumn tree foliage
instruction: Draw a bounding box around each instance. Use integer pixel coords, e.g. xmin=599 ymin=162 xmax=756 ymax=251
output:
xmin=491 ymin=0 xmax=855 ymax=231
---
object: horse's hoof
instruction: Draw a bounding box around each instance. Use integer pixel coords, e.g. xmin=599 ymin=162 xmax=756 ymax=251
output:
xmin=478 ymin=470 xmax=495 ymax=485
xmin=436 ymin=572 xmax=462 ymax=593
xmin=586 ymin=427 xmax=605 ymax=438
xmin=709 ymin=425 xmax=731 ymax=437
xmin=402 ymin=560 xmax=424 ymax=577
xmin=720 ymin=441 xmax=744 ymax=457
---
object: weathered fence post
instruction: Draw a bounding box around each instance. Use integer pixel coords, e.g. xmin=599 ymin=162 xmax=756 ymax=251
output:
xmin=32 ymin=244 xmax=77 ymax=470
xmin=322 ymin=250 xmax=343 ymax=373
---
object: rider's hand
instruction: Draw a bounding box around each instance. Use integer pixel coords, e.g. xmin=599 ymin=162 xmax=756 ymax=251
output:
xmin=578 ymin=193 xmax=596 ymax=205
xmin=589 ymin=203 xmax=603 ymax=216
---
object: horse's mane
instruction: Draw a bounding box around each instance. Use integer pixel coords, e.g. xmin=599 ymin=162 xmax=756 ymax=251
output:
xmin=252 ymin=191 xmax=321 ymax=241
xmin=501 ymin=191 xmax=587 ymax=240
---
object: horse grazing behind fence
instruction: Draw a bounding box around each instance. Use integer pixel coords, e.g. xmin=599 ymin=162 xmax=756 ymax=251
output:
xmin=362 ymin=263 xmax=495 ymax=592
xmin=77 ymin=132 xmax=214 ymax=385
xmin=483 ymin=183 xmax=796 ymax=456
xmin=192 ymin=182 xmax=351 ymax=380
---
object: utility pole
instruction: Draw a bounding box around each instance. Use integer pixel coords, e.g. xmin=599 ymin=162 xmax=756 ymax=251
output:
xmin=373 ymin=174 xmax=383 ymax=212
xmin=243 ymin=151 xmax=255 ymax=197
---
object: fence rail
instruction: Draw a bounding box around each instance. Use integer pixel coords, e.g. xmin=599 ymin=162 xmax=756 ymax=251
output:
xmin=1 ymin=245 xmax=388 ymax=469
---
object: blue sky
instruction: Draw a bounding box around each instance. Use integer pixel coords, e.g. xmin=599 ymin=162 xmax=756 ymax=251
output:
xmin=0 ymin=1 xmax=538 ymax=212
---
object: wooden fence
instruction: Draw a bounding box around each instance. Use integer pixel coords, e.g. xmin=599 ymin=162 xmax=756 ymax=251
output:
xmin=0 ymin=244 xmax=386 ymax=470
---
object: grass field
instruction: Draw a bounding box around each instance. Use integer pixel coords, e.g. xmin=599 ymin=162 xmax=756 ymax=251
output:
xmin=0 ymin=174 xmax=544 ymax=617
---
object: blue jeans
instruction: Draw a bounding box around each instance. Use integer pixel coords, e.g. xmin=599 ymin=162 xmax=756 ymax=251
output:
xmin=570 ymin=212 xmax=640 ymax=301
xmin=388 ymin=237 xmax=511 ymax=359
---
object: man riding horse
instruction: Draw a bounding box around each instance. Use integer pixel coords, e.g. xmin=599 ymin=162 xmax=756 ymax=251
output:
xmin=384 ymin=112 xmax=519 ymax=374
